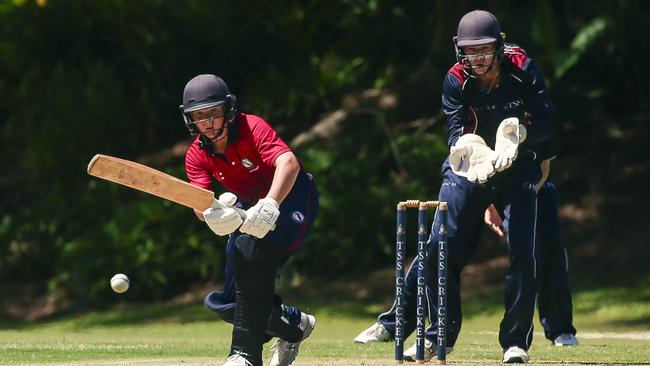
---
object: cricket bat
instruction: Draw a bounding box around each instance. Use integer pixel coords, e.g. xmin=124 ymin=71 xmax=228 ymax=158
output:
xmin=87 ymin=154 xmax=216 ymax=211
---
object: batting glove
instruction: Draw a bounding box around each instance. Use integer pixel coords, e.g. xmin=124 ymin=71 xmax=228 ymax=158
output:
xmin=203 ymin=192 xmax=244 ymax=236
xmin=494 ymin=117 xmax=524 ymax=172
xmin=449 ymin=134 xmax=499 ymax=183
xmin=239 ymin=197 xmax=280 ymax=239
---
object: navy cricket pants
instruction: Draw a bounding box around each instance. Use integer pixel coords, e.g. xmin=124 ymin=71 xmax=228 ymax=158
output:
xmin=536 ymin=180 xmax=576 ymax=340
xmin=203 ymin=172 xmax=319 ymax=337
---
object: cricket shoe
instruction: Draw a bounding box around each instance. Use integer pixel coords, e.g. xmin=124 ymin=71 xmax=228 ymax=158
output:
xmin=269 ymin=312 xmax=316 ymax=366
xmin=554 ymin=333 xmax=579 ymax=346
xmin=353 ymin=322 xmax=391 ymax=343
xmin=502 ymin=346 xmax=529 ymax=363
xmin=222 ymin=352 xmax=254 ymax=366
xmin=403 ymin=338 xmax=453 ymax=362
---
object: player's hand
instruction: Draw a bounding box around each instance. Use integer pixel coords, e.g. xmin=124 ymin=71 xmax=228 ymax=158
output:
xmin=239 ymin=197 xmax=280 ymax=239
xmin=203 ymin=192 xmax=244 ymax=236
xmin=494 ymin=117 xmax=523 ymax=172
xmin=484 ymin=204 xmax=505 ymax=239
xmin=449 ymin=134 xmax=499 ymax=183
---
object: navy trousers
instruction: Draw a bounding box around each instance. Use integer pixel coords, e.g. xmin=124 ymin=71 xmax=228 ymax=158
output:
xmin=204 ymin=172 xmax=319 ymax=343
xmin=536 ymin=180 xmax=576 ymax=340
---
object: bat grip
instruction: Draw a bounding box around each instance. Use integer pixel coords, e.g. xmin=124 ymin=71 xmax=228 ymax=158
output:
xmin=212 ymin=199 xmax=276 ymax=231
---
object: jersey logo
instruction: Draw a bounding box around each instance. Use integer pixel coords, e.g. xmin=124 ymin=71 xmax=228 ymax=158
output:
xmin=240 ymin=158 xmax=258 ymax=172
xmin=291 ymin=211 xmax=305 ymax=224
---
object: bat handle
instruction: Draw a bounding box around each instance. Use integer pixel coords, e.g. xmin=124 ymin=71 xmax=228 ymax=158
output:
xmin=233 ymin=207 xmax=277 ymax=231
xmin=233 ymin=207 xmax=247 ymax=220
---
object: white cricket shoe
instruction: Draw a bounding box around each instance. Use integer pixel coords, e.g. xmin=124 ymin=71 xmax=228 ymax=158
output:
xmin=269 ymin=312 xmax=316 ymax=366
xmin=403 ymin=338 xmax=453 ymax=362
xmin=502 ymin=346 xmax=529 ymax=363
xmin=222 ymin=353 xmax=253 ymax=366
xmin=554 ymin=333 xmax=579 ymax=346
xmin=353 ymin=322 xmax=391 ymax=343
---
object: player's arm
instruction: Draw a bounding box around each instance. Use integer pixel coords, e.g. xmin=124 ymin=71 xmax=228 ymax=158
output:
xmin=266 ymin=151 xmax=300 ymax=204
xmin=185 ymin=150 xmax=213 ymax=221
xmin=442 ymin=72 xmax=467 ymax=147
xmin=184 ymin=147 xmax=244 ymax=235
xmin=237 ymin=151 xmax=298 ymax=239
xmin=239 ymin=118 xmax=300 ymax=239
xmin=521 ymin=60 xmax=554 ymax=145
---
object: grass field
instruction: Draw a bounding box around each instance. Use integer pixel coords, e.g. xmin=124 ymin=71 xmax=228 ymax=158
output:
xmin=1 ymin=284 xmax=649 ymax=365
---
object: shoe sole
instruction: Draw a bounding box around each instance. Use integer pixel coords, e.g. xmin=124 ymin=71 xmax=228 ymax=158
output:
xmin=503 ymin=357 xmax=527 ymax=363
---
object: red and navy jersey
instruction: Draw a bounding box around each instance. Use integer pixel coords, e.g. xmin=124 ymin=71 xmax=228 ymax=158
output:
xmin=185 ymin=113 xmax=300 ymax=205
xmin=442 ymin=44 xmax=554 ymax=151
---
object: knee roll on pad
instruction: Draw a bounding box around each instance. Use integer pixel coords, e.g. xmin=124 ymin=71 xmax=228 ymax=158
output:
xmin=204 ymin=291 xmax=235 ymax=323
xmin=205 ymin=291 xmax=293 ymax=343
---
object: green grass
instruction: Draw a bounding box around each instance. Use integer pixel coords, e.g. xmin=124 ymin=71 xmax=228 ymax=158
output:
xmin=1 ymin=285 xmax=649 ymax=365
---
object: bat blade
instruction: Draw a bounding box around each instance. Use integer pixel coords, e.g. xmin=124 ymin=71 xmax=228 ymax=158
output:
xmin=87 ymin=154 xmax=215 ymax=211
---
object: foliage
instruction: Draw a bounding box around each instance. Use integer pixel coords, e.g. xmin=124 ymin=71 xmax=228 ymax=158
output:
xmin=1 ymin=0 xmax=649 ymax=307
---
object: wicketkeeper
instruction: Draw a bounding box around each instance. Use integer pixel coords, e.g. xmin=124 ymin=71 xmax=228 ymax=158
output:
xmin=180 ymin=74 xmax=319 ymax=366
xmin=357 ymin=9 xmax=555 ymax=364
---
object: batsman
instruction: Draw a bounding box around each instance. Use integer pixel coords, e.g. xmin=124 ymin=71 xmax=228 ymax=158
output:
xmin=180 ymin=74 xmax=319 ymax=366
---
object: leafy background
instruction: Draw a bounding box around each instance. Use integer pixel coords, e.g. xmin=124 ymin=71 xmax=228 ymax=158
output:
xmin=1 ymin=0 xmax=648 ymax=315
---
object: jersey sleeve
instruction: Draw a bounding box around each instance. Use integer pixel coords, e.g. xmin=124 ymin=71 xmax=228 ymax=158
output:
xmin=522 ymin=59 xmax=554 ymax=145
xmin=248 ymin=116 xmax=292 ymax=166
xmin=442 ymin=72 xmax=466 ymax=147
xmin=185 ymin=143 xmax=213 ymax=190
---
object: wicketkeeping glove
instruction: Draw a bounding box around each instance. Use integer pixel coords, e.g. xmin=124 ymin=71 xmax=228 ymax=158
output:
xmin=203 ymin=192 xmax=245 ymax=236
xmin=449 ymin=134 xmax=499 ymax=183
xmin=239 ymin=197 xmax=280 ymax=239
xmin=494 ymin=117 xmax=525 ymax=172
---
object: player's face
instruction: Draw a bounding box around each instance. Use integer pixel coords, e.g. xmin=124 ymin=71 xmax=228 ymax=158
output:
xmin=191 ymin=105 xmax=227 ymax=140
xmin=464 ymin=43 xmax=497 ymax=76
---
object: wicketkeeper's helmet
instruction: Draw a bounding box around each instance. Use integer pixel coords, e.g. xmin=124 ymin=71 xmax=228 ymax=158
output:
xmin=453 ymin=10 xmax=506 ymax=77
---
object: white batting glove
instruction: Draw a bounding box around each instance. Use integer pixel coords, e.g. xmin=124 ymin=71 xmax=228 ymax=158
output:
xmin=449 ymin=134 xmax=499 ymax=183
xmin=239 ymin=197 xmax=280 ymax=239
xmin=203 ymin=192 xmax=244 ymax=236
xmin=494 ymin=117 xmax=522 ymax=172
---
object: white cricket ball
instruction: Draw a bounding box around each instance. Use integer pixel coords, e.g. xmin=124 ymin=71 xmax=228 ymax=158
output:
xmin=110 ymin=273 xmax=130 ymax=293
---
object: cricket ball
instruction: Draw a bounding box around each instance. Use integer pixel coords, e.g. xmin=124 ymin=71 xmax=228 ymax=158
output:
xmin=110 ymin=273 xmax=130 ymax=293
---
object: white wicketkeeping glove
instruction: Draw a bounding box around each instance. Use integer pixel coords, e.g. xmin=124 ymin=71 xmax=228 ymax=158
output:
xmin=239 ymin=197 xmax=280 ymax=239
xmin=494 ymin=117 xmax=524 ymax=172
xmin=203 ymin=192 xmax=245 ymax=236
xmin=449 ymin=134 xmax=499 ymax=183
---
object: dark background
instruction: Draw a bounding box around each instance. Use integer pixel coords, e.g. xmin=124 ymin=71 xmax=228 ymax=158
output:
xmin=1 ymin=0 xmax=648 ymax=317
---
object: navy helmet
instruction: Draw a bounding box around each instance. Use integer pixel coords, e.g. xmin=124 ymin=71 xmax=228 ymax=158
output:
xmin=179 ymin=74 xmax=238 ymax=136
xmin=453 ymin=10 xmax=506 ymax=77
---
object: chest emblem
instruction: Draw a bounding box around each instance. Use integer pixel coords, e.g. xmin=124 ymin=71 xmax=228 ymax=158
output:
xmin=240 ymin=158 xmax=258 ymax=172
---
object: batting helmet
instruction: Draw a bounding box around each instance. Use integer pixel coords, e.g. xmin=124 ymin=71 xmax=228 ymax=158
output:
xmin=179 ymin=74 xmax=238 ymax=136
